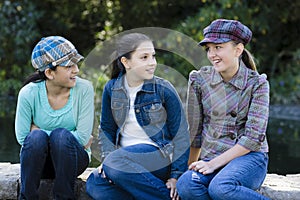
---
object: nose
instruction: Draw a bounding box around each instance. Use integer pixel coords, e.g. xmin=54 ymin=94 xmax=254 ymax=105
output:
xmin=207 ymin=49 xmax=216 ymax=58
xmin=72 ymin=64 xmax=79 ymax=73
xmin=149 ymin=56 xmax=157 ymax=66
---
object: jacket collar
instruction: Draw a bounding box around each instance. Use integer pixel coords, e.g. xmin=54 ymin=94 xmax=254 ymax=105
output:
xmin=113 ymin=73 xmax=156 ymax=93
xmin=211 ymin=61 xmax=248 ymax=90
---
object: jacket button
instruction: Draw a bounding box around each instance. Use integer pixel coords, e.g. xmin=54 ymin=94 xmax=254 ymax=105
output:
xmin=251 ymin=71 xmax=257 ymax=76
xmin=258 ymin=134 xmax=265 ymax=142
xmin=229 ymin=133 xmax=235 ymax=140
xmin=212 ymin=110 xmax=219 ymax=116
xmin=230 ymin=111 xmax=237 ymax=117
xmin=135 ymin=109 xmax=140 ymax=113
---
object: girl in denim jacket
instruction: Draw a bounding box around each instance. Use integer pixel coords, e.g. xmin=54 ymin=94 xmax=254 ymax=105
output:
xmin=86 ymin=33 xmax=190 ymax=200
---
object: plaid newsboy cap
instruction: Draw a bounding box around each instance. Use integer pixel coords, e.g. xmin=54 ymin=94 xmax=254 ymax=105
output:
xmin=31 ymin=36 xmax=84 ymax=71
xmin=199 ymin=19 xmax=252 ymax=46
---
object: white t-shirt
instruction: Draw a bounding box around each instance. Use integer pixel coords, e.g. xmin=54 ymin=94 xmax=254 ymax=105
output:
xmin=120 ymin=77 xmax=157 ymax=147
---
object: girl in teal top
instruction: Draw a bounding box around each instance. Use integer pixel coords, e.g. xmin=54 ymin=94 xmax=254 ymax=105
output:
xmin=15 ymin=36 xmax=94 ymax=199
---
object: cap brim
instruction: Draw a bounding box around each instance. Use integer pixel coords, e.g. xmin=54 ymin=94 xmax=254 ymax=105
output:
xmin=60 ymin=53 xmax=84 ymax=66
xmin=198 ymin=37 xmax=231 ymax=46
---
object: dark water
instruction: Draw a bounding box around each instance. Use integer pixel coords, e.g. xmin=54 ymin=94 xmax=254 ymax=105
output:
xmin=267 ymin=118 xmax=300 ymax=175
xmin=1 ymin=106 xmax=300 ymax=175
xmin=0 ymin=115 xmax=20 ymax=163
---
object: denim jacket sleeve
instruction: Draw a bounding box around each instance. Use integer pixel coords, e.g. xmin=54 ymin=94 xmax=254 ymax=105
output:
xmin=162 ymin=80 xmax=190 ymax=179
xmin=99 ymin=80 xmax=118 ymax=162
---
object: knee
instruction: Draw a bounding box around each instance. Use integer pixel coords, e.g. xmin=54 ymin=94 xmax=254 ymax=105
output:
xmin=177 ymin=170 xmax=200 ymax=199
xmin=49 ymin=128 xmax=73 ymax=147
xmin=102 ymin=151 xmax=131 ymax=182
xmin=176 ymin=171 xmax=190 ymax=194
xmin=102 ymin=162 xmax=123 ymax=182
xmin=23 ymin=129 xmax=48 ymax=150
xmin=50 ymin=128 xmax=72 ymax=139
xmin=102 ymin=149 xmax=126 ymax=176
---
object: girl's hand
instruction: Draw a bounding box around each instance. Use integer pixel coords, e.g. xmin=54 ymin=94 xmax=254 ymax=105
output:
xmin=189 ymin=160 xmax=215 ymax=175
xmin=166 ymin=178 xmax=179 ymax=200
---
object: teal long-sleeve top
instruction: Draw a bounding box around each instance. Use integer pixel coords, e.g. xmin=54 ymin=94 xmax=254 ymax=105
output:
xmin=15 ymin=77 xmax=94 ymax=159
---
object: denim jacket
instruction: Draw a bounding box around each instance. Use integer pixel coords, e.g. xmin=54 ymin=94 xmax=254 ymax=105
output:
xmin=99 ymin=74 xmax=190 ymax=179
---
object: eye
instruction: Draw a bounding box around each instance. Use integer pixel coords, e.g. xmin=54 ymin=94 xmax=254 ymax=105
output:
xmin=66 ymin=65 xmax=73 ymax=70
xmin=204 ymin=47 xmax=209 ymax=52
xmin=142 ymin=55 xmax=148 ymax=60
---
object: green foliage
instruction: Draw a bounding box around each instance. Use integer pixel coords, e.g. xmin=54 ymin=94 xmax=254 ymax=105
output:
xmin=79 ymin=62 xmax=110 ymax=119
xmin=91 ymin=70 xmax=110 ymax=119
xmin=0 ymin=0 xmax=41 ymax=97
xmin=175 ymin=0 xmax=300 ymax=104
xmin=269 ymin=49 xmax=300 ymax=104
xmin=108 ymin=0 xmax=203 ymax=30
xmin=32 ymin=0 xmax=107 ymax=52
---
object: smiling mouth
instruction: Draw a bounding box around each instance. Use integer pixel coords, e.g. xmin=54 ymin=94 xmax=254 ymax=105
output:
xmin=213 ymin=59 xmax=221 ymax=64
xmin=146 ymin=68 xmax=155 ymax=73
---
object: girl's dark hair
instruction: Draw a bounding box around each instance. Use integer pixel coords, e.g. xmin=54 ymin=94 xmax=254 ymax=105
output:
xmin=110 ymin=33 xmax=152 ymax=79
xmin=23 ymin=66 xmax=57 ymax=86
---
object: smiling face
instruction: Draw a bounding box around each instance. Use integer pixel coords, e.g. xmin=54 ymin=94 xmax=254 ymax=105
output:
xmin=205 ymin=41 xmax=244 ymax=81
xmin=121 ymin=41 xmax=157 ymax=87
xmin=45 ymin=64 xmax=79 ymax=89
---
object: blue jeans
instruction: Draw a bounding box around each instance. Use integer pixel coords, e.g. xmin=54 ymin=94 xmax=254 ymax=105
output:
xmin=176 ymin=152 xmax=270 ymax=200
xmin=19 ymin=128 xmax=89 ymax=200
xmin=86 ymin=144 xmax=172 ymax=200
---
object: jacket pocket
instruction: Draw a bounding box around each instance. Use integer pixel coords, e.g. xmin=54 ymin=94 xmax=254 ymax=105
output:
xmin=142 ymin=102 xmax=166 ymax=125
xmin=111 ymin=99 xmax=127 ymax=126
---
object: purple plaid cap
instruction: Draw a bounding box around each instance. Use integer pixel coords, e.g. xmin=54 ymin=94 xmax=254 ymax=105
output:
xmin=31 ymin=36 xmax=84 ymax=71
xmin=199 ymin=19 xmax=252 ymax=46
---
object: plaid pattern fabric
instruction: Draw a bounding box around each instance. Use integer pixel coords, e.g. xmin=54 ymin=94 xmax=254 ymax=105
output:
xmin=199 ymin=19 xmax=252 ymax=46
xmin=31 ymin=36 xmax=83 ymax=71
xmin=187 ymin=63 xmax=269 ymax=161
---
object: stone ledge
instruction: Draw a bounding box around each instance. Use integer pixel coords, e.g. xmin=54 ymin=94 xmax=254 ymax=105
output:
xmin=1 ymin=163 xmax=299 ymax=199
xmin=258 ymin=173 xmax=300 ymax=200
xmin=0 ymin=163 xmax=93 ymax=200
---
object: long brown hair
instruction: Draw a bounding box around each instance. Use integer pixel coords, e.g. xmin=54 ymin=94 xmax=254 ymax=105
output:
xmin=110 ymin=33 xmax=152 ymax=79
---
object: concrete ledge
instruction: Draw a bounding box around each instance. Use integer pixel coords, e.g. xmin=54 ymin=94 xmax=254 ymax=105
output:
xmin=1 ymin=163 xmax=299 ymax=199
xmin=258 ymin=173 xmax=300 ymax=200
xmin=0 ymin=163 xmax=93 ymax=200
